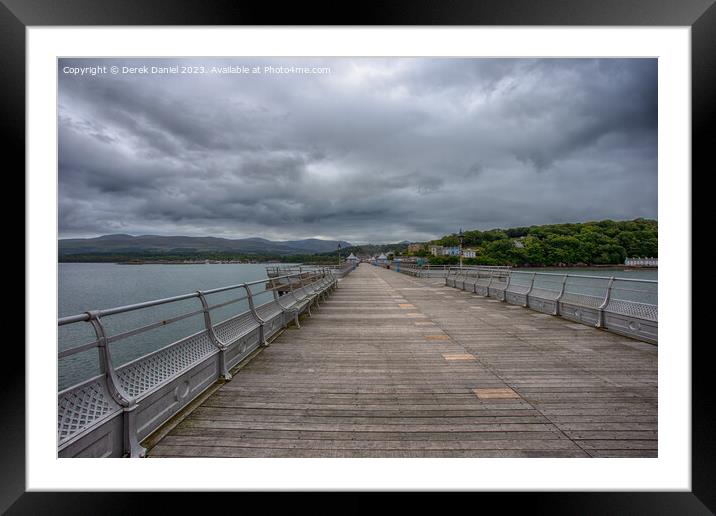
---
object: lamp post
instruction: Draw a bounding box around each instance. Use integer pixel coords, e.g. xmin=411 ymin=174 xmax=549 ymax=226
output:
xmin=337 ymin=242 xmax=341 ymax=267
xmin=458 ymin=228 xmax=464 ymax=270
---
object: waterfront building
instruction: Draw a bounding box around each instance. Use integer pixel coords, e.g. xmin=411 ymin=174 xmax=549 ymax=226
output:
xmin=428 ymin=245 xmax=444 ymax=256
xmin=442 ymin=246 xmax=460 ymax=256
xmin=463 ymin=248 xmax=477 ymax=258
xmin=625 ymin=257 xmax=658 ymax=267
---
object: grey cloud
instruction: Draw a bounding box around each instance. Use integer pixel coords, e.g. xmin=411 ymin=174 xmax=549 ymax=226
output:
xmin=58 ymin=57 xmax=657 ymax=243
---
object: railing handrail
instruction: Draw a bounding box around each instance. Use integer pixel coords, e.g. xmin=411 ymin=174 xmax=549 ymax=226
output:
xmin=58 ymin=270 xmax=331 ymax=361
xmin=398 ymin=262 xmax=655 ymax=290
xmin=511 ymin=270 xmax=657 ymax=284
xmin=58 ymin=270 xmax=316 ymax=326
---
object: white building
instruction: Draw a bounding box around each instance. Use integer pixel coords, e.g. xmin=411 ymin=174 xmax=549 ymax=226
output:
xmin=441 ymin=246 xmax=460 ymax=256
xmin=625 ymin=257 xmax=658 ymax=267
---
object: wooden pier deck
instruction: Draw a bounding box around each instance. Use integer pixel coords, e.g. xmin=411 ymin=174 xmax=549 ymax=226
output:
xmin=148 ymin=264 xmax=657 ymax=458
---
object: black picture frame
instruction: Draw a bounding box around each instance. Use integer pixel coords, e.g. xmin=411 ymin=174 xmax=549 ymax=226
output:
xmin=5 ymin=0 xmax=710 ymax=513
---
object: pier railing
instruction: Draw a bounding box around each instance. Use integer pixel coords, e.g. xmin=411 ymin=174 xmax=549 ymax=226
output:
xmin=266 ymin=261 xmax=354 ymax=279
xmin=321 ymin=261 xmax=356 ymax=277
xmin=57 ymin=268 xmax=338 ymax=458
xmin=441 ymin=267 xmax=657 ymax=343
xmin=397 ymin=263 xmax=449 ymax=277
xmin=399 ymin=263 xmax=511 ymax=279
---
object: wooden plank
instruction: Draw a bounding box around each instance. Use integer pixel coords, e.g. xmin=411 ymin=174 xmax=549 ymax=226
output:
xmin=155 ymin=435 xmax=585 ymax=451
xmin=169 ymin=428 xmax=568 ymax=441
xmin=149 ymin=445 xmax=591 ymax=458
xmin=474 ymin=388 xmax=521 ymax=399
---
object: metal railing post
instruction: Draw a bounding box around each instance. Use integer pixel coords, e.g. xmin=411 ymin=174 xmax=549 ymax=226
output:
xmin=287 ymin=273 xmax=301 ymax=328
xmin=274 ymin=276 xmax=294 ymax=327
xmin=486 ymin=270 xmax=494 ymax=297
xmin=320 ymin=268 xmax=329 ymax=302
xmin=502 ymin=272 xmax=511 ymax=302
xmin=525 ymin=273 xmax=536 ymax=307
xmin=243 ymin=283 xmax=268 ymax=346
xmin=322 ymin=268 xmax=330 ymax=302
xmin=597 ymin=276 xmax=615 ymax=328
xmin=86 ymin=311 xmax=145 ymax=458
xmin=196 ymin=290 xmax=232 ymax=381
xmin=304 ymin=273 xmax=315 ymax=316
xmin=269 ymin=276 xmax=280 ymax=302
xmin=554 ymin=275 xmax=568 ymax=316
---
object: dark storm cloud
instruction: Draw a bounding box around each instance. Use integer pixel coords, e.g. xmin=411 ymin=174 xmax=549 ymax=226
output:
xmin=58 ymin=57 xmax=657 ymax=243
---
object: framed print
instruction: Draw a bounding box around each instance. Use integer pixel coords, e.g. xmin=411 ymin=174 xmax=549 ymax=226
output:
xmin=5 ymin=0 xmax=711 ymax=512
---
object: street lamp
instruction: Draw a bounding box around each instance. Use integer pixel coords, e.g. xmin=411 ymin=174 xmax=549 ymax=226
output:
xmin=458 ymin=228 xmax=464 ymax=269
xmin=337 ymin=242 xmax=342 ymax=266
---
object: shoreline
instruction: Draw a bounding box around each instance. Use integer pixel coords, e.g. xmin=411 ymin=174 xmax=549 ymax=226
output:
xmin=514 ymin=264 xmax=657 ymax=270
xmin=59 ymin=260 xmax=657 ymax=269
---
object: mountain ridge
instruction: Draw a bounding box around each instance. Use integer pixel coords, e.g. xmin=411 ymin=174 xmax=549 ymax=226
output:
xmin=59 ymin=234 xmax=353 ymax=257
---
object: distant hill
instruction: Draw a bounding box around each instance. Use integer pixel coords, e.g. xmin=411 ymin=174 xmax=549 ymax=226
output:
xmin=59 ymin=234 xmax=352 ymax=258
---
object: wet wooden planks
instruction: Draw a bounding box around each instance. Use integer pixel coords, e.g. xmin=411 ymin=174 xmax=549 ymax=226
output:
xmin=148 ymin=264 xmax=657 ymax=458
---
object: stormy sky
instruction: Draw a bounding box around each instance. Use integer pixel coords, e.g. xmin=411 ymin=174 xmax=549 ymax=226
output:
xmin=58 ymin=57 xmax=657 ymax=244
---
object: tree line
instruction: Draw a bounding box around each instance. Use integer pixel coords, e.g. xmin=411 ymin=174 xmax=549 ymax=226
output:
xmin=58 ymin=251 xmax=343 ymax=265
xmin=411 ymin=218 xmax=657 ymax=267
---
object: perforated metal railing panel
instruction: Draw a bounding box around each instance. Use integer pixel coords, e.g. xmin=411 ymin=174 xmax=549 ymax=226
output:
xmin=606 ymin=278 xmax=658 ymax=321
xmin=116 ymin=330 xmax=216 ymax=398
xmin=279 ymin=292 xmax=299 ymax=309
xmin=294 ymin=287 xmax=311 ymax=302
xmin=58 ymin=377 xmax=118 ymax=444
xmin=605 ymin=299 xmax=658 ymax=321
xmin=214 ymin=311 xmax=259 ymax=343
xmin=256 ymin=300 xmax=282 ymax=320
